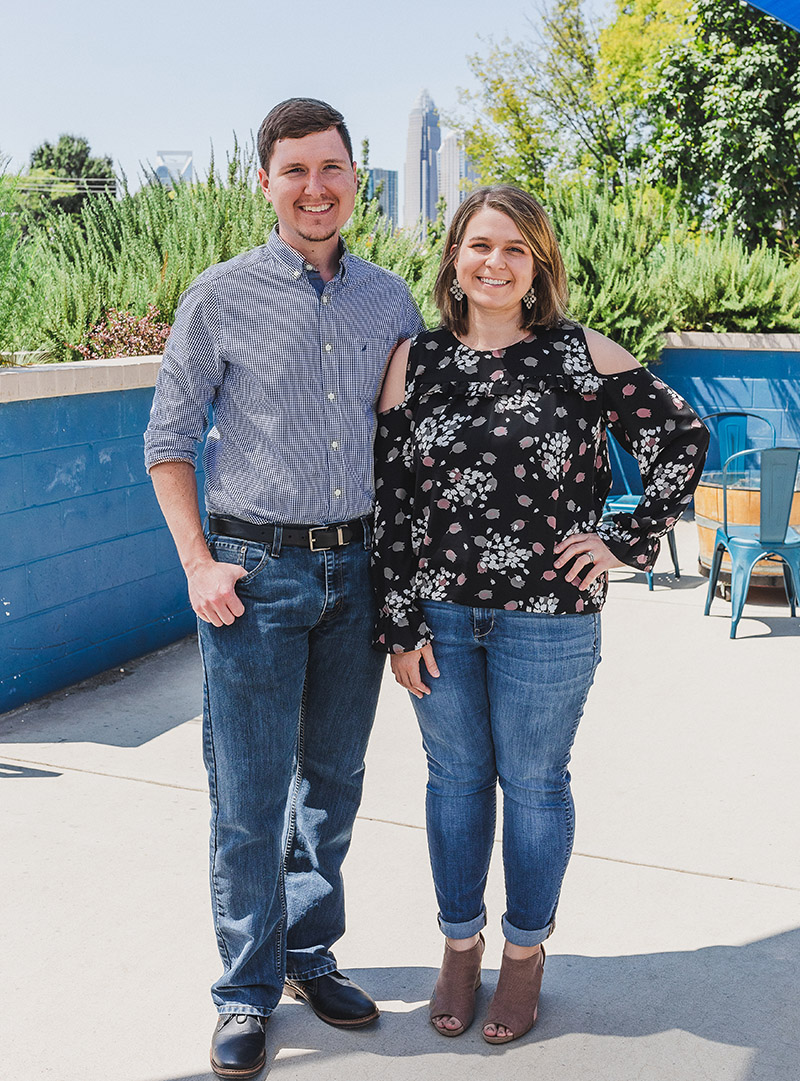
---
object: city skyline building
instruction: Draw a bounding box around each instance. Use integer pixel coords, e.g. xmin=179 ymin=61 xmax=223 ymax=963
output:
xmin=403 ymin=89 xmax=441 ymax=233
xmin=438 ymin=131 xmax=478 ymax=228
xmin=367 ymin=167 xmax=399 ymax=230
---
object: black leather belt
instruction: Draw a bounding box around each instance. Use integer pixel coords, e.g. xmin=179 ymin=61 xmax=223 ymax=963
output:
xmin=208 ymin=514 xmax=364 ymax=551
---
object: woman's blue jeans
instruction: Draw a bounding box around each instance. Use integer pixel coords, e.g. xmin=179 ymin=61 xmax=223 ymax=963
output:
xmin=412 ymin=601 xmax=601 ymax=948
xmin=198 ymin=527 xmax=385 ymax=1016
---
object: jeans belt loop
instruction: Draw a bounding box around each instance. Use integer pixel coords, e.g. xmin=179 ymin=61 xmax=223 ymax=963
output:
xmin=361 ymin=515 xmax=372 ymax=551
xmin=271 ymin=525 xmax=283 ymax=558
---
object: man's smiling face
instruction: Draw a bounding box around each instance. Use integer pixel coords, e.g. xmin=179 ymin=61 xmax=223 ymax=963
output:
xmin=258 ymin=128 xmax=357 ymax=253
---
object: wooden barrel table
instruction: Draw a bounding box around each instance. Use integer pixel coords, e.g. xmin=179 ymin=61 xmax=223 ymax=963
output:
xmin=695 ymin=469 xmax=800 ymax=586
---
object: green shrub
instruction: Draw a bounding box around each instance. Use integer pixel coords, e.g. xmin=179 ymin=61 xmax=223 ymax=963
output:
xmin=0 ymin=174 xmax=33 ymax=354
xmin=547 ymin=182 xmax=678 ymax=363
xmin=547 ymin=180 xmax=800 ymax=363
xmin=6 ymin=146 xmax=800 ymax=364
xmin=662 ymin=226 xmax=800 ymax=333
xmin=24 ymin=147 xmax=278 ymax=360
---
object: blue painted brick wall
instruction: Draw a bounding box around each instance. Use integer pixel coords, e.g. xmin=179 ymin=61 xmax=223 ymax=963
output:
xmin=611 ymin=349 xmax=800 ymax=493
xmin=2 ymin=346 xmax=798 ymax=712
xmin=0 ymin=388 xmax=203 ymax=713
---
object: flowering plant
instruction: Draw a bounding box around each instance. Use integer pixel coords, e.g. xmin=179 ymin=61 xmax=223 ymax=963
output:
xmin=74 ymin=305 xmax=171 ymax=360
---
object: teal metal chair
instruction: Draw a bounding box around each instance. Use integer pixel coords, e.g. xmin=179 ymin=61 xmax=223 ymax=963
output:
xmin=700 ymin=411 xmax=776 ymax=474
xmin=704 ymin=446 xmax=800 ymax=638
xmin=604 ymin=433 xmax=680 ymax=589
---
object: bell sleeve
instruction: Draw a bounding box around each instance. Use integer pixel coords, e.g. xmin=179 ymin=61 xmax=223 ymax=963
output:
xmin=595 ymin=367 xmax=709 ymax=571
xmin=371 ymin=402 xmax=433 ymax=654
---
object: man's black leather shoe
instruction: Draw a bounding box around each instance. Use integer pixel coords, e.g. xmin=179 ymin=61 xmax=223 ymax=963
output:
xmin=210 ymin=1013 xmax=267 ymax=1079
xmin=284 ymin=970 xmax=379 ymax=1027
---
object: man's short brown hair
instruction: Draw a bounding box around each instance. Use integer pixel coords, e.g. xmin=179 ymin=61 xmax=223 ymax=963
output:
xmin=257 ymin=98 xmax=354 ymax=172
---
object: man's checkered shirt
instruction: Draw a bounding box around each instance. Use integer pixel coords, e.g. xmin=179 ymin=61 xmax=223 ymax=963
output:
xmin=144 ymin=227 xmax=425 ymax=524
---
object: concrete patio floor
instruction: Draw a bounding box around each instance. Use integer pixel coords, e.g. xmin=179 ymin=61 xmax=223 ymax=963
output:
xmin=1 ymin=518 xmax=799 ymax=1081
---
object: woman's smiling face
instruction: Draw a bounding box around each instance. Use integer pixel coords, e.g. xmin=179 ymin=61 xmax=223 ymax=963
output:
xmin=452 ymin=206 xmax=536 ymax=319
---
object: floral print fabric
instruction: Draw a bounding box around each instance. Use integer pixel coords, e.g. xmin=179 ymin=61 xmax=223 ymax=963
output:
xmin=371 ymin=323 xmax=709 ymax=653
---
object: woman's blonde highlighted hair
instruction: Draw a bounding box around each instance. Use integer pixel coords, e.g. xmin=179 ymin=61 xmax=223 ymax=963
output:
xmin=433 ymin=186 xmax=568 ymax=337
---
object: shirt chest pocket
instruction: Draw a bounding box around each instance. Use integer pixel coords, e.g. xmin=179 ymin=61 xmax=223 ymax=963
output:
xmin=337 ymin=337 xmax=397 ymax=405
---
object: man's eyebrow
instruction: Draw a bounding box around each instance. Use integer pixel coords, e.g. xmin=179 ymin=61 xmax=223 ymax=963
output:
xmin=280 ymin=157 xmax=349 ymax=169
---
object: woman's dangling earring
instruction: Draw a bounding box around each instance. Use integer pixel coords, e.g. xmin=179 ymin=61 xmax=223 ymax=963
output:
xmin=450 ymin=277 xmax=465 ymax=301
xmin=522 ymin=285 xmax=536 ymax=310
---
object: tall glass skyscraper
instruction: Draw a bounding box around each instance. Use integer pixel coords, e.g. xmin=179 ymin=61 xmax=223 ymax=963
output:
xmin=438 ymin=133 xmax=478 ymax=228
xmin=403 ymin=90 xmax=441 ymax=233
xmin=367 ymin=168 xmax=399 ymax=230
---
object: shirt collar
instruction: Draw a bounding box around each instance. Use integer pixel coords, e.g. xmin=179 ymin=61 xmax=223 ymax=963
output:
xmin=266 ymin=226 xmax=350 ymax=282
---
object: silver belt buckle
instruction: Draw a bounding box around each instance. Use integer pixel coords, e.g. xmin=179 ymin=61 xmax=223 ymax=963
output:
xmin=308 ymin=526 xmax=348 ymax=551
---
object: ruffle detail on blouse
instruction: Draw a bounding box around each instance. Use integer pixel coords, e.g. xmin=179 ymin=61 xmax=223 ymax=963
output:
xmin=406 ymin=323 xmax=604 ymax=401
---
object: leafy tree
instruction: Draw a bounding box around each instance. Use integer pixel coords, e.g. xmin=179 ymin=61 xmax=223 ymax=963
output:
xmin=27 ymin=134 xmax=115 ymax=216
xmin=596 ymin=0 xmax=690 ymax=111
xmin=646 ymin=0 xmax=800 ymax=246
xmin=457 ymin=0 xmax=644 ymax=191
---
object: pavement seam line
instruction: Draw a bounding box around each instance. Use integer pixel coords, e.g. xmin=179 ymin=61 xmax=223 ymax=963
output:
xmin=0 ymin=755 xmax=206 ymax=793
xmin=4 ymin=757 xmax=799 ymax=893
xmin=355 ymin=815 xmax=800 ymax=893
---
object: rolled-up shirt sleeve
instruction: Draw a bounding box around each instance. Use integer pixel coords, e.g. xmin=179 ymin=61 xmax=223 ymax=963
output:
xmin=144 ymin=280 xmax=224 ymax=471
xmin=595 ymin=367 xmax=710 ymax=571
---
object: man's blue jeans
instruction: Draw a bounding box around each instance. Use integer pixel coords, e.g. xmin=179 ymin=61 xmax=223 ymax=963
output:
xmin=197 ymin=526 xmax=384 ymax=1016
xmin=412 ymin=601 xmax=601 ymax=948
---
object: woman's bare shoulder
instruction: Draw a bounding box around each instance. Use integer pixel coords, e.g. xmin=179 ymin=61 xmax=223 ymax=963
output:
xmin=581 ymin=326 xmax=640 ymax=375
xmin=377 ymin=338 xmax=413 ymax=413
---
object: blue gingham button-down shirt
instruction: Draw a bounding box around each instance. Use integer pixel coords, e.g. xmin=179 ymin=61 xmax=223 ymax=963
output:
xmin=144 ymin=227 xmax=425 ymax=524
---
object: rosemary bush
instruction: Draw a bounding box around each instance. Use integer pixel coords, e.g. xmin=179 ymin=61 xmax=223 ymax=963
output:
xmin=546 ymin=180 xmax=800 ymax=363
xmin=0 ymin=174 xmax=33 ymax=354
xmin=5 ymin=147 xmax=800 ymax=364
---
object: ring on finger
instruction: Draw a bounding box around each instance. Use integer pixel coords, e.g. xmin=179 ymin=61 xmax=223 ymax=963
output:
xmin=585 ymin=551 xmax=595 ymax=564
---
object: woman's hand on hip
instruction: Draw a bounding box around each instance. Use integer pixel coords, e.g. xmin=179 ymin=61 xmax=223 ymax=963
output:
xmin=390 ymin=643 xmax=440 ymax=699
xmin=553 ymin=533 xmax=624 ymax=590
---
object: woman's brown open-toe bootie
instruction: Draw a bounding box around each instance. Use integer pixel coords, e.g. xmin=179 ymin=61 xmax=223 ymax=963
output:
xmin=429 ymin=933 xmax=485 ymax=1037
xmin=482 ymin=944 xmax=545 ymax=1045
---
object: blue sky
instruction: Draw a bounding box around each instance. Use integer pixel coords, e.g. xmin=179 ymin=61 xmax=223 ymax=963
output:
xmin=3 ymin=0 xmax=611 ymax=189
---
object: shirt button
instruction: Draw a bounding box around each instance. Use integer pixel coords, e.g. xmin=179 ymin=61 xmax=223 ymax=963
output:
xmin=324 ymin=343 xmax=332 ymax=352
xmin=322 ymin=296 xmax=329 ymax=305
xmin=331 ymin=440 xmax=339 ymax=450
xmin=327 ymin=392 xmax=336 ymax=401
xmin=305 ymin=263 xmax=315 ymax=271
xmin=334 ymin=488 xmax=342 ymax=497
xmin=292 ymin=270 xmax=301 ymax=279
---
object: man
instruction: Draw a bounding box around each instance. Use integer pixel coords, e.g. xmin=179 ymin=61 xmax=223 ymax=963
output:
xmin=145 ymin=98 xmax=424 ymax=1079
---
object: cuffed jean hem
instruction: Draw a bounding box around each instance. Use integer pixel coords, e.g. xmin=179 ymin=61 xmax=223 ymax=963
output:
xmin=217 ymin=1005 xmax=273 ymax=1019
xmin=501 ymin=914 xmax=554 ymax=948
xmin=438 ymin=906 xmax=487 ymax=940
xmin=285 ymin=959 xmax=339 ymax=981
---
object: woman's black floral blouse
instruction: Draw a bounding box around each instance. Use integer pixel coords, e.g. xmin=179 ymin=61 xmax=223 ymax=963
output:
xmin=371 ymin=322 xmax=709 ymax=654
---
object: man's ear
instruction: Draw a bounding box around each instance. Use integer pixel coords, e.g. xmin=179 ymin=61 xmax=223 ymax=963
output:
xmin=257 ymin=167 xmax=271 ymax=201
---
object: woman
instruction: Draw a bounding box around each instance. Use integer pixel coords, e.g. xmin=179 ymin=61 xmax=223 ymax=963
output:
xmin=371 ymin=186 xmax=708 ymax=1044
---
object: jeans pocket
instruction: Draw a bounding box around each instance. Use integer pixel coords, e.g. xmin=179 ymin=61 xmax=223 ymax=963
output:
xmin=207 ymin=534 xmax=270 ymax=586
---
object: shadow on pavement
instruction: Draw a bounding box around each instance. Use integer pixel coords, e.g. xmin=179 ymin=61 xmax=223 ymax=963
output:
xmin=155 ymin=928 xmax=799 ymax=1081
xmin=705 ymin=613 xmax=800 ymax=638
xmin=0 ymin=760 xmax=61 ymax=778
xmin=0 ymin=637 xmax=202 ymax=748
